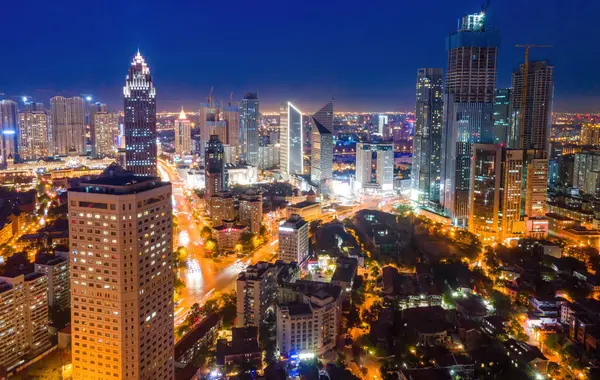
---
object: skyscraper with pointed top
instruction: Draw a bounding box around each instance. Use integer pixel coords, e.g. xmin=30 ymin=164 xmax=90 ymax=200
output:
xmin=311 ymin=101 xmax=334 ymax=194
xmin=174 ymin=107 xmax=191 ymax=155
xmin=123 ymin=50 xmax=157 ymax=176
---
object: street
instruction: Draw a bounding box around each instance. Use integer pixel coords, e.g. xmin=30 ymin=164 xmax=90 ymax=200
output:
xmin=157 ymin=160 xmax=278 ymax=320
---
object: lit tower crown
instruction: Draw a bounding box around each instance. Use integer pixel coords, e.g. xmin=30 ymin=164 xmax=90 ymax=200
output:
xmin=123 ymin=50 xmax=158 ymax=176
xmin=179 ymin=106 xmax=187 ymax=120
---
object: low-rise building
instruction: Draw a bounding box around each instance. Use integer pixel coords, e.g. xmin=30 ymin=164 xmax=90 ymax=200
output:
xmin=174 ymin=313 xmax=222 ymax=366
xmin=216 ymin=327 xmax=262 ymax=372
xmin=225 ymin=163 xmax=257 ymax=186
xmin=213 ymin=220 xmax=248 ymax=253
xmin=286 ymin=191 xmax=321 ymax=222
xmin=503 ymin=339 xmax=548 ymax=376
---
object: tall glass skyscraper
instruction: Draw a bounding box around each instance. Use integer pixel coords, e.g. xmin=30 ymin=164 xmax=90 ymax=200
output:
xmin=123 ymin=51 xmax=157 ymax=176
xmin=411 ymin=68 xmax=443 ymax=206
xmin=240 ymin=93 xmax=259 ymax=165
xmin=280 ymin=102 xmax=303 ymax=176
xmin=440 ymin=10 xmax=500 ymax=226
xmin=311 ymin=101 xmax=334 ymax=194
xmin=0 ymin=100 xmax=19 ymax=167
xmin=205 ymin=134 xmax=226 ymax=198
xmin=493 ymin=88 xmax=512 ymax=145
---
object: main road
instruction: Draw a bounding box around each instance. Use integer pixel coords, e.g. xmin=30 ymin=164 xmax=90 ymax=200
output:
xmin=157 ymin=159 xmax=277 ymax=323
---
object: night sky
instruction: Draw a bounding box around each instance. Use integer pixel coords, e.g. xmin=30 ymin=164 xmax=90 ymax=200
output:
xmin=1 ymin=0 xmax=598 ymax=113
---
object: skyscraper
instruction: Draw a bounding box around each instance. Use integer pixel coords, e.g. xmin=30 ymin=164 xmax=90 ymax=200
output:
xmin=240 ymin=93 xmax=259 ymax=165
xmin=411 ymin=68 xmax=443 ymax=205
xmin=440 ymin=9 xmax=500 ymax=226
xmin=205 ymin=135 xmax=226 ymax=198
xmin=493 ymin=88 xmax=511 ymax=145
xmin=223 ymin=102 xmax=240 ymax=160
xmin=68 ymin=165 xmax=174 ymax=380
xmin=280 ymin=102 xmax=303 ymax=176
xmin=0 ymin=100 xmax=19 ymax=166
xmin=354 ymin=141 xmax=394 ymax=195
xmin=87 ymin=101 xmax=106 ymax=156
xmin=123 ymin=51 xmax=157 ymax=176
xmin=50 ymin=96 xmax=86 ymax=156
xmin=174 ymin=107 xmax=191 ymax=155
xmin=310 ymin=118 xmax=333 ymax=195
xmin=468 ymin=144 xmax=503 ymax=242
xmin=94 ymin=111 xmax=119 ymax=158
xmin=509 ymin=61 xmax=554 ymax=151
xmin=312 ymin=100 xmax=333 ymax=132
xmin=18 ymin=103 xmax=48 ymax=160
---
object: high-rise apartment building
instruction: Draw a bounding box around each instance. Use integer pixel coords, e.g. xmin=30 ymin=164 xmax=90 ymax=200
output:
xmin=18 ymin=103 xmax=48 ymax=160
xmin=258 ymin=144 xmax=279 ymax=170
xmin=310 ymin=117 xmax=333 ymax=195
xmin=50 ymin=96 xmax=86 ymax=156
xmin=280 ymin=102 xmax=303 ymax=176
xmin=88 ymin=102 xmax=107 ymax=156
xmin=354 ymin=141 xmax=394 ymax=195
xmin=499 ymin=149 xmax=526 ymax=240
xmin=123 ymin=51 xmax=157 ymax=176
xmin=573 ymin=151 xmax=600 ymax=195
xmin=34 ymin=252 xmax=70 ymax=310
xmin=174 ymin=107 xmax=191 ymax=155
xmin=240 ymin=93 xmax=259 ymax=165
xmin=205 ymin=135 xmax=226 ymax=198
xmin=581 ymin=124 xmax=600 ymax=146
xmin=440 ymin=10 xmax=499 ymax=226
xmin=68 ymin=165 xmax=174 ymax=380
xmin=239 ymin=190 xmax=263 ymax=234
xmin=278 ymin=214 xmax=309 ymax=264
xmin=411 ymin=68 xmax=443 ymax=205
xmin=493 ymin=88 xmax=512 ymax=145
xmin=94 ymin=111 xmax=119 ymax=158
xmin=0 ymin=266 xmax=51 ymax=371
xmin=208 ymin=192 xmax=235 ymax=227
xmin=524 ymin=150 xmax=548 ymax=218
xmin=0 ymin=99 xmax=19 ymax=166
xmin=509 ymin=61 xmax=554 ymax=151
xmin=236 ymin=262 xmax=281 ymax=328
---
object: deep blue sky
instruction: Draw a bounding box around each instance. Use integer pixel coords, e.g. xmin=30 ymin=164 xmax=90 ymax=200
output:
xmin=1 ymin=0 xmax=598 ymax=113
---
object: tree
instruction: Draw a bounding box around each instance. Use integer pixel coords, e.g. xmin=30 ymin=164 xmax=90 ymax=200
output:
xmin=490 ymin=290 xmax=512 ymax=317
xmin=200 ymin=226 xmax=212 ymax=239
xmin=205 ymin=238 xmax=217 ymax=253
xmin=544 ymin=333 xmax=560 ymax=352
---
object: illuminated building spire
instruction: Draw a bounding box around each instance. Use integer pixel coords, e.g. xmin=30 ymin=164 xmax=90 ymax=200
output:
xmin=179 ymin=106 xmax=187 ymax=120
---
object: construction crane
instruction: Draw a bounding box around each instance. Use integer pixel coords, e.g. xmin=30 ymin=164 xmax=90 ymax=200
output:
xmin=207 ymin=86 xmax=214 ymax=108
xmin=228 ymin=92 xmax=233 ymax=107
xmin=514 ymin=44 xmax=553 ymax=147
xmin=481 ymin=0 xmax=491 ymax=13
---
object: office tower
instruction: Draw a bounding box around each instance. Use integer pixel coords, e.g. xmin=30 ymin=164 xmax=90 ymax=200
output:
xmin=468 ymin=144 xmax=502 ymax=242
xmin=123 ymin=51 xmax=157 ymax=176
xmin=411 ymin=68 xmax=443 ymax=205
xmin=278 ymin=214 xmax=309 ymax=264
xmin=174 ymin=107 xmax=191 ymax=155
xmin=279 ymin=102 xmax=303 ymax=176
xmin=239 ymin=190 xmax=263 ymax=233
xmin=18 ymin=103 xmax=48 ymax=160
xmin=509 ymin=61 xmax=554 ymax=151
xmin=276 ymin=281 xmax=342 ymax=357
xmin=0 ymin=266 xmax=51 ymax=371
xmin=236 ymin=262 xmax=281 ymax=327
xmin=258 ymin=144 xmax=279 ymax=170
xmin=310 ymin=117 xmax=333 ymax=195
xmin=198 ymin=102 xmax=227 ymax=155
xmin=378 ymin=114 xmax=389 ymax=136
xmin=94 ymin=111 xmax=119 ymax=158
xmin=205 ymin=135 xmax=226 ymax=198
xmin=50 ymin=96 xmax=86 ymax=156
xmin=0 ymin=99 xmax=19 ymax=166
xmin=581 ymin=124 xmax=600 ymax=146
xmin=493 ymin=88 xmax=512 ymax=145
xmin=223 ymin=102 xmax=240 ymax=160
xmin=524 ymin=150 xmax=548 ymax=218
xmin=440 ymin=10 xmax=499 ymax=226
xmin=34 ymin=252 xmax=69 ymax=310
xmin=499 ymin=149 xmax=525 ymax=240
xmin=312 ymin=100 xmax=333 ymax=132
xmin=68 ymin=165 xmax=174 ymax=380
xmin=240 ymin=93 xmax=260 ymax=165
xmin=354 ymin=141 xmax=394 ymax=195
xmin=88 ymin=102 xmax=106 ymax=156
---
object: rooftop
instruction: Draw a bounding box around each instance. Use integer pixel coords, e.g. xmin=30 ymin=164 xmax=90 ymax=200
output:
xmin=174 ymin=313 xmax=222 ymax=360
xmin=70 ymin=164 xmax=168 ymax=195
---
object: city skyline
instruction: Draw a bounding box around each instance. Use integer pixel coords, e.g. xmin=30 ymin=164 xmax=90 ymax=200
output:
xmin=1 ymin=0 xmax=599 ymax=113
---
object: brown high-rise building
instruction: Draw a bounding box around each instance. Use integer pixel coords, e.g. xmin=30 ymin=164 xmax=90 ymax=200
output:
xmin=509 ymin=61 xmax=554 ymax=151
xmin=68 ymin=164 xmax=174 ymax=380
